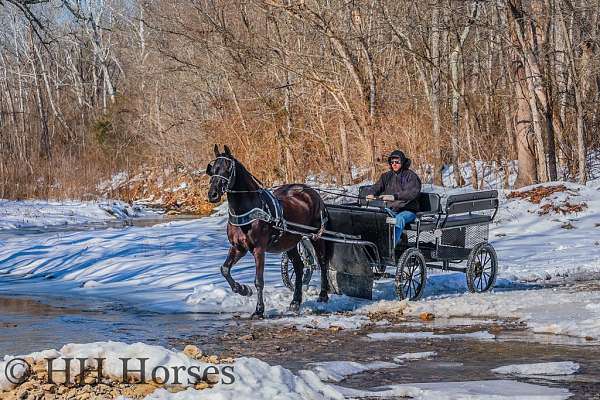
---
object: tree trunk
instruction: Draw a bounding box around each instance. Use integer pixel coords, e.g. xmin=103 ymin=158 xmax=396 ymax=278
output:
xmin=430 ymin=1 xmax=442 ymax=185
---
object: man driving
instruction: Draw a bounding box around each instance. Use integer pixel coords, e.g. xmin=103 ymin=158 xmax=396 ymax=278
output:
xmin=366 ymin=150 xmax=422 ymax=244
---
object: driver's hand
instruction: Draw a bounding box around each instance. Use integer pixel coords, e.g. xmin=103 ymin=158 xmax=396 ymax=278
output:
xmin=380 ymin=195 xmax=395 ymax=201
xmin=365 ymin=194 xmax=376 ymax=201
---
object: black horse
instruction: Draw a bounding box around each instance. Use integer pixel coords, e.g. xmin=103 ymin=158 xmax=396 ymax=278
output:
xmin=206 ymin=145 xmax=330 ymax=318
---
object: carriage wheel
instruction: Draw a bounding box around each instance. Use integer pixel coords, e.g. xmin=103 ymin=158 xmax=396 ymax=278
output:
xmin=395 ymin=248 xmax=427 ymax=301
xmin=280 ymin=240 xmax=318 ymax=291
xmin=466 ymin=242 xmax=497 ymax=293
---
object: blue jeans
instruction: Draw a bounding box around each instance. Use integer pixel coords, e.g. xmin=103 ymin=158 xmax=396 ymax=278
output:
xmin=391 ymin=210 xmax=416 ymax=244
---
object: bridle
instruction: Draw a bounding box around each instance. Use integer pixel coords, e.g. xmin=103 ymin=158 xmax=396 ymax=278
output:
xmin=207 ymin=156 xmax=263 ymax=194
xmin=208 ymin=156 xmax=236 ymax=195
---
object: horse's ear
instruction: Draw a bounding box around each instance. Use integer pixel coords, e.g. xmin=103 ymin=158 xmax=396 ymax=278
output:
xmin=213 ymin=144 xmax=220 ymax=157
xmin=205 ymin=162 xmax=213 ymax=176
xmin=223 ymin=145 xmax=232 ymax=156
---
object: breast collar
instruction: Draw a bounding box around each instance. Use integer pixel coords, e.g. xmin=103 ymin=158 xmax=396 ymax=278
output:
xmin=228 ymin=189 xmax=284 ymax=227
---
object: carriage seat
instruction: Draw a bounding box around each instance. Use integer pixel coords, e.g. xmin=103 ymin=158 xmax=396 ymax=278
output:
xmin=442 ymin=213 xmax=491 ymax=227
xmin=404 ymin=192 xmax=441 ymax=231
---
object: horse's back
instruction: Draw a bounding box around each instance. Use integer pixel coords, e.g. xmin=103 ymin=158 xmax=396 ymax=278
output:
xmin=273 ymin=184 xmax=324 ymax=224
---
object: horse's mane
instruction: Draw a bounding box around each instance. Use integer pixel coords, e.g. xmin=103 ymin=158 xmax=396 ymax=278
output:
xmin=225 ymin=154 xmax=264 ymax=189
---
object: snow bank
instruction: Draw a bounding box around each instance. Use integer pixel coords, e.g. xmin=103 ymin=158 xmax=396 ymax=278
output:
xmin=0 ymin=199 xmax=154 ymax=230
xmin=491 ymin=362 xmax=580 ymax=377
xmin=307 ymin=361 xmax=398 ymax=383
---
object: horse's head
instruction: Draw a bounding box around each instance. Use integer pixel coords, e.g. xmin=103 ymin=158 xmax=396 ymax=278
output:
xmin=206 ymin=144 xmax=236 ymax=203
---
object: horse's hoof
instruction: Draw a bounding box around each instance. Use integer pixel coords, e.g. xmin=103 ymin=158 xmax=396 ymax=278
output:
xmin=317 ymin=293 xmax=329 ymax=303
xmin=241 ymin=285 xmax=253 ymax=297
xmin=289 ymin=301 xmax=300 ymax=312
xmin=250 ymin=312 xmax=264 ymax=320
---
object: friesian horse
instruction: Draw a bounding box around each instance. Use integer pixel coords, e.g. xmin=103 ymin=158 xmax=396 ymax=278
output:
xmin=206 ymin=145 xmax=330 ymax=318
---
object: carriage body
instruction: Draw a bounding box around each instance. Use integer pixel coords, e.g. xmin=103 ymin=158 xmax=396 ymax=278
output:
xmin=280 ymin=187 xmax=500 ymax=301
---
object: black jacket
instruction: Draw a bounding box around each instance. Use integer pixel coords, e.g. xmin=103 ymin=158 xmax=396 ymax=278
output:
xmin=369 ymin=158 xmax=422 ymax=212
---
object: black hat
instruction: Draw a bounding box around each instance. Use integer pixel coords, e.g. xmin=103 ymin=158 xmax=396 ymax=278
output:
xmin=387 ymin=150 xmax=406 ymax=164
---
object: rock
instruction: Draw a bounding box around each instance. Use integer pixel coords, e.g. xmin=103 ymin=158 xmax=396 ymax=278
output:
xmin=122 ymin=383 xmax=157 ymax=398
xmin=205 ymin=373 xmax=220 ymax=384
xmin=41 ymin=384 xmax=55 ymax=393
xmin=32 ymin=361 xmax=45 ymax=375
xmin=419 ymin=312 xmax=435 ymax=321
xmin=194 ymin=382 xmax=210 ymax=390
xmin=57 ymin=386 xmax=69 ymax=395
xmin=239 ymin=334 xmax=254 ymax=341
xmin=206 ymin=355 xmax=218 ymax=364
xmin=84 ymin=375 xmax=96 ymax=385
xmin=166 ymin=385 xmax=187 ymax=394
xmin=183 ymin=345 xmax=202 ymax=358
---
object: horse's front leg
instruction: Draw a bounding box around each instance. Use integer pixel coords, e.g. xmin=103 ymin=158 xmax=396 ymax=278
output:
xmin=221 ymin=246 xmax=252 ymax=297
xmin=251 ymin=246 xmax=266 ymax=319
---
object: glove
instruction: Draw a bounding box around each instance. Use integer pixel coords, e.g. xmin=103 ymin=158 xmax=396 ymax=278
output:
xmin=365 ymin=194 xmax=376 ymax=200
xmin=380 ymin=195 xmax=395 ymax=201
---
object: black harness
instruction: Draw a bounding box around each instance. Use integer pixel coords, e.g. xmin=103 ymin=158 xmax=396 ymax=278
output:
xmin=209 ymin=155 xmax=327 ymax=244
xmin=228 ymin=189 xmax=285 ymax=227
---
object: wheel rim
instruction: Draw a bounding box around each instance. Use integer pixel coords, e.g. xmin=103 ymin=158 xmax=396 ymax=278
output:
xmin=472 ymin=247 xmax=494 ymax=291
xmin=401 ymin=254 xmax=424 ymax=299
xmin=281 ymin=242 xmax=317 ymax=290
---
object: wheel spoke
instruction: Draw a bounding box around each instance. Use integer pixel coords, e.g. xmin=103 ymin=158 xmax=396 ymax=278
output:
xmin=482 ymin=252 xmax=490 ymax=267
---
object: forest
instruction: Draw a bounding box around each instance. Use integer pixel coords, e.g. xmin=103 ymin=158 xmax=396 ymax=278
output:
xmin=0 ymin=0 xmax=599 ymax=199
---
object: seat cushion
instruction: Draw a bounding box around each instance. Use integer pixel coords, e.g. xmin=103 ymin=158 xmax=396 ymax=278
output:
xmin=443 ymin=214 xmax=491 ymax=227
xmin=405 ymin=216 xmax=438 ymax=231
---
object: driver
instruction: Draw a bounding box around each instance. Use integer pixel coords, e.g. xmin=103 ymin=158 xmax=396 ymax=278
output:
xmin=366 ymin=150 xmax=422 ymax=244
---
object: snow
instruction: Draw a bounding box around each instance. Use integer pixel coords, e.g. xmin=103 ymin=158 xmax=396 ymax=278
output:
xmin=0 ymin=341 xmax=345 ymax=399
xmin=491 ymin=362 xmax=580 ymax=377
xmin=403 ymin=287 xmax=600 ymax=340
xmin=0 ymin=340 xmax=574 ymax=400
xmin=0 ymin=199 xmax=155 ymax=230
xmin=393 ymin=352 xmax=437 ymax=362
xmin=0 ymin=177 xmax=599 ymax=341
xmin=366 ymin=331 xmax=496 ymax=341
xmin=334 ymin=380 xmax=571 ymax=400
xmin=307 ymin=361 xmax=399 ymax=382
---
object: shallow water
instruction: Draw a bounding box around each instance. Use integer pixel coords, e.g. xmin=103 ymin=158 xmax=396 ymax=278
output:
xmin=0 ymin=214 xmax=197 ymax=240
xmin=0 ymin=293 xmax=232 ymax=356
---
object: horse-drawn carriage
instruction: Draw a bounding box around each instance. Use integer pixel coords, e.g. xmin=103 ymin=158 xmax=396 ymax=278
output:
xmin=281 ymin=187 xmax=499 ymax=301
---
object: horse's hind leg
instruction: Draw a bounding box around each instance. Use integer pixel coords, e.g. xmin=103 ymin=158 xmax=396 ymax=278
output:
xmin=221 ymin=246 xmax=252 ymax=297
xmin=287 ymin=246 xmax=304 ymax=312
xmin=313 ymin=238 xmax=329 ymax=303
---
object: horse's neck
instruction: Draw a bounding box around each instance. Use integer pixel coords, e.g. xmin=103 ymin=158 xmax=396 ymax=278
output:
xmin=227 ymin=165 xmax=262 ymax=214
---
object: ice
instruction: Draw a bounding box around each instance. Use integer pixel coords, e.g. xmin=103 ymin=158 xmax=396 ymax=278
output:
xmin=492 ymin=361 xmax=580 ymax=376
xmin=307 ymin=361 xmax=399 ymax=382
xmin=367 ymin=331 xmax=495 ymax=341
xmin=393 ymin=352 xmax=437 ymax=362
xmin=334 ymin=379 xmax=571 ymax=400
